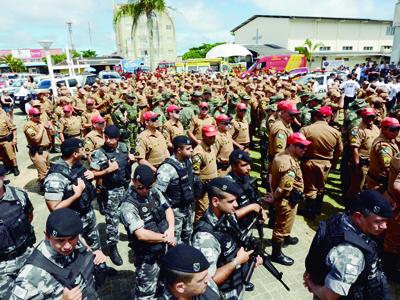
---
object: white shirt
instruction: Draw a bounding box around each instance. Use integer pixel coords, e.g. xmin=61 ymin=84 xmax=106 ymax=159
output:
xmin=340 ymin=80 xmax=360 ymax=97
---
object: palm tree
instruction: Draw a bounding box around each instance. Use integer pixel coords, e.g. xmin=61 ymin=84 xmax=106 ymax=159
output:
xmin=295 ymin=38 xmax=324 ymax=69
xmin=81 ymin=49 xmax=97 ymax=58
xmin=0 ymin=54 xmax=26 ymax=72
xmin=114 ymin=0 xmax=168 ymax=71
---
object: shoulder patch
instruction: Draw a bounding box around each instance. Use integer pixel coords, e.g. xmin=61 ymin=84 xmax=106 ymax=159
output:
xmin=276 ymin=143 xmax=283 ymax=149
xmin=284 ymin=180 xmax=292 ymax=188
xmin=277 ymin=132 xmax=285 ymax=139
xmin=287 ymin=170 xmax=296 ymax=177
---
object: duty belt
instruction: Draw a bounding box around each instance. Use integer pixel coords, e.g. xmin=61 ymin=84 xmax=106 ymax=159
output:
xmin=63 ymin=133 xmax=81 ymax=140
xmin=367 ymin=171 xmax=387 ymax=184
xmin=217 ymin=161 xmax=230 ymax=171
xmin=0 ymin=244 xmax=29 ymax=261
xmin=302 ymin=157 xmax=332 ymax=161
xmin=0 ymin=133 xmax=12 ymax=142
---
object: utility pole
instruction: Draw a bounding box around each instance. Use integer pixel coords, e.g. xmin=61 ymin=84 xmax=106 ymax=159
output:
xmin=66 ymin=21 xmax=74 ymax=51
xmin=391 ymin=0 xmax=400 ymax=64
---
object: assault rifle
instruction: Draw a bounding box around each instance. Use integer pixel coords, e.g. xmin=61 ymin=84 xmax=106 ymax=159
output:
xmin=216 ymin=213 xmax=290 ymax=291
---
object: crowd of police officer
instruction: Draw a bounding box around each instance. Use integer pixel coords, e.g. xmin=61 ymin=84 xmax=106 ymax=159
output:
xmin=1 ymin=70 xmax=400 ymax=299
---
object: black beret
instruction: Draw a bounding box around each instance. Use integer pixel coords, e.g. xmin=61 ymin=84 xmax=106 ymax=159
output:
xmin=172 ymin=135 xmax=192 ymax=150
xmin=229 ymin=149 xmax=252 ymax=165
xmin=161 ymin=244 xmax=209 ymax=273
xmin=0 ymin=164 xmax=5 ymax=176
xmin=61 ymin=138 xmax=83 ymax=156
xmin=351 ymin=190 xmax=393 ymax=219
xmin=133 ymin=164 xmax=155 ymax=187
xmin=207 ymin=177 xmax=243 ymax=198
xmin=46 ymin=208 xmax=83 ymax=238
xmin=104 ymin=125 xmax=121 ymax=138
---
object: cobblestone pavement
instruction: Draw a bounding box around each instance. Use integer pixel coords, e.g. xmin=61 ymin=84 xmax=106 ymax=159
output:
xmin=7 ymin=111 xmax=400 ymax=299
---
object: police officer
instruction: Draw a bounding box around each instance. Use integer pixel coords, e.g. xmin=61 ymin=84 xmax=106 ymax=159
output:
xmin=158 ymin=244 xmax=220 ymax=300
xmin=215 ymin=114 xmax=234 ymax=177
xmin=44 ymin=138 xmax=102 ymax=251
xmin=84 ymin=115 xmax=106 ymax=157
xmin=135 ymin=111 xmax=170 ymax=172
xmin=304 ymin=190 xmax=391 ymax=300
xmin=346 ymin=107 xmax=380 ymax=201
xmin=156 ymin=135 xmax=196 ymax=244
xmin=58 ymin=104 xmax=82 ymax=141
xmin=10 ymin=208 xmax=107 ymax=300
xmin=91 ymin=125 xmax=135 ymax=265
xmin=0 ymin=164 xmax=35 ymax=298
xmin=192 ymin=125 xmax=218 ymax=223
xmin=163 ymin=104 xmax=184 ymax=151
xmin=0 ymin=106 xmax=19 ymax=176
xmin=300 ymin=106 xmax=343 ymax=219
xmin=23 ymin=107 xmax=51 ymax=190
xmin=270 ymin=133 xmax=310 ymax=265
xmin=192 ymin=177 xmax=264 ymax=299
xmin=120 ymin=164 xmax=176 ymax=299
xmin=188 ymin=102 xmax=216 ymax=146
xmin=231 ymin=103 xmax=250 ymax=151
xmin=366 ymin=117 xmax=400 ymax=192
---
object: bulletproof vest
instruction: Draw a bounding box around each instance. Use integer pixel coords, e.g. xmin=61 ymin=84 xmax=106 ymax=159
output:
xmin=48 ymin=162 xmax=95 ymax=215
xmin=0 ymin=187 xmax=35 ymax=255
xmin=100 ymin=143 xmax=131 ymax=188
xmin=123 ymin=188 xmax=168 ymax=256
xmin=26 ymin=246 xmax=97 ymax=300
xmin=193 ymin=215 xmax=244 ymax=294
xmin=305 ymin=213 xmax=388 ymax=300
xmin=163 ymin=157 xmax=195 ymax=208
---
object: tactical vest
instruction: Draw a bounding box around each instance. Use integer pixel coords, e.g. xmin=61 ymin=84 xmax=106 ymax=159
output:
xmin=100 ymin=143 xmax=131 ymax=188
xmin=305 ymin=213 xmax=388 ymax=300
xmin=123 ymin=189 xmax=168 ymax=257
xmin=48 ymin=162 xmax=95 ymax=215
xmin=163 ymin=157 xmax=195 ymax=208
xmin=0 ymin=187 xmax=35 ymax=257
xmin=26 ymin=246 xmax=97 ymax=300
xmin=193 ymin=216 xmax=244 ymax=294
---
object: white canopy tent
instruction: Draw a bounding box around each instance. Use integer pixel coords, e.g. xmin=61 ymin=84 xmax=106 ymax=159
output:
xmin=206 ymin=43 xmax=252 ymax=58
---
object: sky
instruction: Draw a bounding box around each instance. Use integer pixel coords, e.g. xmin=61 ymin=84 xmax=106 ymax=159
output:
xmin=0 ymin=0 xmax=397 ymax=56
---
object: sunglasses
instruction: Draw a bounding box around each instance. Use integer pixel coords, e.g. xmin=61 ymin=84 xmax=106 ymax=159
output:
xmin=200 ymin=107 xmax=209 ymax=111
xmin=87 ymin=103 xmax=94 ymax=106
xmin=296 ymin=143 xmax=307 ymax=149
xmin=288 ymin=112 xmax=298 ymax=117
xmin=238 ymin=109 xmax=247 ymax=113
xmin=32 ymin=114 xmax=41 ymax=117
xmin=150 ymin=117 xmax=159 ymax=122
xmin=173 ymin=110 xmax=181 ymax=114
xmin=219 ymin=122 xmax=230 ymax=126
xmin=365 ymin=115 xmax=376 ymax=119
xmin=388 ymin=127 xmax=400 ymax=132
xmin=97 ymin=122 xmax=105 ymax=126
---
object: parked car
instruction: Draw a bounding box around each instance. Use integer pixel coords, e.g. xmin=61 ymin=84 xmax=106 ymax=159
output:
xmin=35 ymin=76 xmax=81 ymax=95
xmin=98 ymin=71 xmax=121 ymax=83
xmin=297 ymin=71 xmax=347 ymax=94
xmin=0 ymin=78 xmax=24 ymax=96
xmin=0 ymin=76 xmax=8 ymax=89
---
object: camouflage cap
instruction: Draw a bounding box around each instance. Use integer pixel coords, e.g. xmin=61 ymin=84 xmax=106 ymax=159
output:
xmin=192 ymin=91 xmax=203 ymax=97
xmin=269 ymin=94 xmax=285 ymax=104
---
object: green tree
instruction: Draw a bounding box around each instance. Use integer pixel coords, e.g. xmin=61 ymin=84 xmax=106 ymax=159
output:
xmin=0 ymin=54 xmax=26 ymax=72
xmin=295 ymin=38 xmax=324 ymax=68
xmin=81 ymin=49 xmax=97 ymax=58
xmin=41 ymin=54 xmax=67 ymax=65
xmin=114 ymin=0 xmax=170 ymax=70
xmin=182 ymin=42 xmax=225 ymax=60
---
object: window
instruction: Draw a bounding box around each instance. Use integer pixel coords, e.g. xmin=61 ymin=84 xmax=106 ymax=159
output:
xmin=68 ymin=79 xmax=78 ymax=87
xmin=363 ymin=46 xmax=373 ymax=51
xmin=319 ymin=46 xmax=331 ymax=51
xmin=166 ymin=24 xmax=172 ymax=30
xmin=342 ymin=46 xmax=353 ymax=51
xmin=386 ymin=26 xmax=395 ymax=36
xmin=382 ymin=45 xmax=392 ymax=50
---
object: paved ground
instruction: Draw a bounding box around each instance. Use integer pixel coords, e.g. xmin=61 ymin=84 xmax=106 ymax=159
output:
xmin=6 ymin=111 xmax=400 ymax=299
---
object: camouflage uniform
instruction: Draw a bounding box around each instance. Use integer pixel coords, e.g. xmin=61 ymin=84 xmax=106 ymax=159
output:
xmin=192 ymin=209 xmax=243 ymax=299
xmin=44 ymin=159 xmax=101 ymax=250
xmin=124 ymin=101 xmax=138 ymax=150
xmin=158 ymin=280 xmax=220 ymax=300
xmin=90 ymin=144 xmax=130 ymax=246
xmin=120 ymin=187 xmax=170 ymax=300
xmin=156 ymin=155 xmax=194 ymax=244
xmin=0 ymin=186 xmax=35 ymax=299
xmin=10 ymin=240 xmax=97 ymax=300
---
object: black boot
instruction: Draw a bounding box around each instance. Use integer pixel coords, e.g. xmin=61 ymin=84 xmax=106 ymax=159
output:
xmin=109 ymin=244 xmax=123 ymax=266
xmin=4 ymin=165 xmax=11 ymax=175
xmin=282 ymin=236 xmax=299 ymax=248
xmin=13 ymin=166 xmax=20 ymax=176
xmin=298 ymin=198 xmax=316 ymax=220
xmin=270 ymin=240 xmax=294 ymax=266
xmin=314 ymin=193 xmax=324 ymax=216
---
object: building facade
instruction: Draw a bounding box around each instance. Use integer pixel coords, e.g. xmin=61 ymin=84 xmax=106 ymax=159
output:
xmin=232 ymin=15 xmax=395 ymax=69
xmin=113 ymin=6 xmax=177 ymax=66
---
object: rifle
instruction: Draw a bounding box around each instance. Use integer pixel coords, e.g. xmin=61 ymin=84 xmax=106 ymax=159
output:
xmin=216 ymin=213 xmax=290 ymax=291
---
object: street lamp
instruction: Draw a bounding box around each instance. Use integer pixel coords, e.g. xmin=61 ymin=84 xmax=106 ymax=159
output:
xmin=38 ymin=40 xmax=58 ymax=97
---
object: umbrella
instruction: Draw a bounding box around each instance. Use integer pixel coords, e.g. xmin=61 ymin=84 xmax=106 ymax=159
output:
xmin=84 ymin=66 xmax=96 ymax=73
xmin=206 ymin=43 xmax=252 ymax=59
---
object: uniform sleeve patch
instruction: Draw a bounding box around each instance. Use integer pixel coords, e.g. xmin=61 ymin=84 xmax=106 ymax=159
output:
xmin=12 ymin=285 xmax=28 ymax=299
xmin=284 ymin=181 xmax=292 ymax=188
xmin=277 ymin=143 xmax=283 ymax=149
xmin=287 ymin=170 xmax=296 ymax=177
xmin=380 ymin=147 xmax=390 ymax=155
xmin=277 ymin=133 xmax=285 ymax=139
